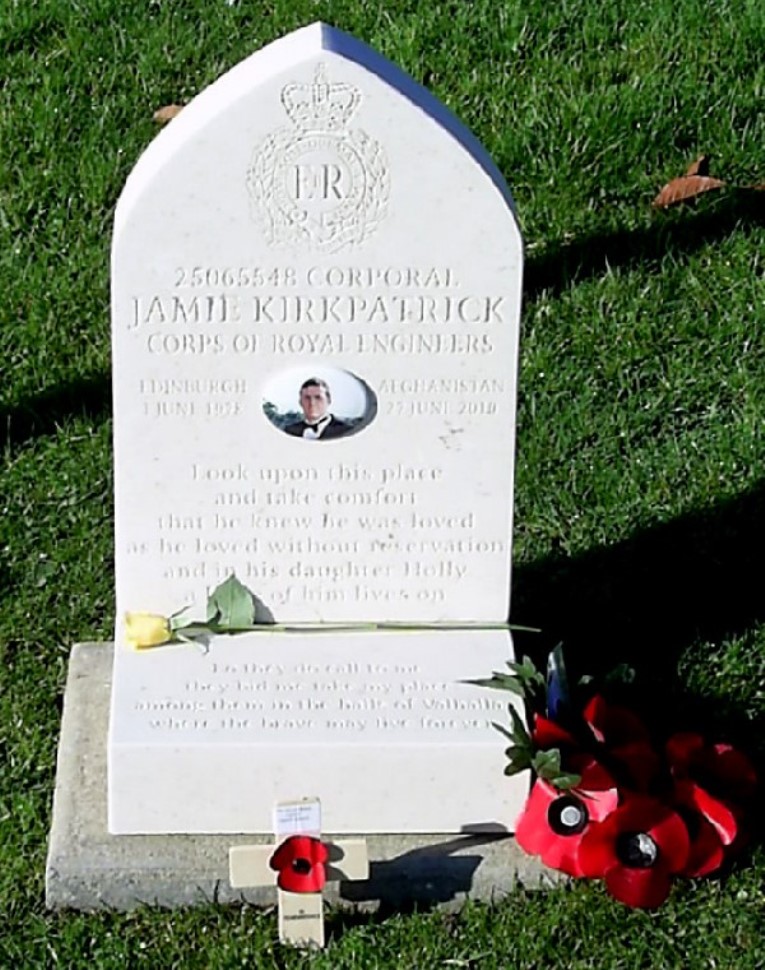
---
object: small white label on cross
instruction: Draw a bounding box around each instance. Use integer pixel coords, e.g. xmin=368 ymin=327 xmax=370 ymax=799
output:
xmin=274 ymin=799 xmax=322 ymax=837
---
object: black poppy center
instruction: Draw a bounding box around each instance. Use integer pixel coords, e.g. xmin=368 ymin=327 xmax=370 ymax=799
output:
xmin=548 ymin=795 xmax=589 ymax=836
xmin=291 ymin=857 xmax=312 ymax=875
xmin=616 ymin=831 xmax=659 ymax=868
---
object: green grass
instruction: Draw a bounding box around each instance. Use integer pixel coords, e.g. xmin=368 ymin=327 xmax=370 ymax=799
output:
xmin=1 ymin=0 xmax=764 ymax=966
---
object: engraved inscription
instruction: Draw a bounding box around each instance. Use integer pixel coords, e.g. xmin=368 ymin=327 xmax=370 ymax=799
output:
xmin=128 ymin=264 xmax=506 ymax=358
xmin=248 ymin=65 xmax=390 ymax=252
xmin=124 ymin=457 xmax=509 ymax=610
xmin=130 ymin=659 xmax=507 ymax=737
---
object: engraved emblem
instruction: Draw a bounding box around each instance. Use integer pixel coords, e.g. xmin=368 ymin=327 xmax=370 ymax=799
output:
xmin=248 ymin=65 xmax=390 ymax=253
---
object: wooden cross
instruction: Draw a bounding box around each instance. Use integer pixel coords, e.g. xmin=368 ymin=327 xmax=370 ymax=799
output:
xmin=229 ymin=798 xmax=369 ymax=948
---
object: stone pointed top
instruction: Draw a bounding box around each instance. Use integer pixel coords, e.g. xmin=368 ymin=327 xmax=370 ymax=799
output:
xmin=115 ymin=22 xmax=517 ymax=238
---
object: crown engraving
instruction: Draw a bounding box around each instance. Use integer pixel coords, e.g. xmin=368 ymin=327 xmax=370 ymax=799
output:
xmin=247 ymin=64 xmax=390 ymax=254
xmin=281 ymin=64 xmax=361 ymax=132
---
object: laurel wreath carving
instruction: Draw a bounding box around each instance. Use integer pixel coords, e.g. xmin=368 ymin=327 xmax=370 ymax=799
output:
xmin=349 ymin=129 xmax=390 ymax=246
xmin=247 ymin=126 xmax=390 ymax=254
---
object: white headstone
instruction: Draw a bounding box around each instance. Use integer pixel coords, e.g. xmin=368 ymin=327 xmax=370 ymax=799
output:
xmin=109 ymin=23 xmax=525 ymax=834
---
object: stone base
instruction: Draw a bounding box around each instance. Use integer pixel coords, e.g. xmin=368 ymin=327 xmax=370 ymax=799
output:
xmin=46 ymin=644 xmax=559 ymax=911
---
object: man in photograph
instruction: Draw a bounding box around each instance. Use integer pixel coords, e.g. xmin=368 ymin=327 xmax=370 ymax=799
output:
xmin=285 ymin=378 xmax=350 ymax=440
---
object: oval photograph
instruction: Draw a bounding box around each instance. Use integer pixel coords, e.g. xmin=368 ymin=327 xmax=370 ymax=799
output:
xmin=262 ymin=366 xmax=376 ymax=441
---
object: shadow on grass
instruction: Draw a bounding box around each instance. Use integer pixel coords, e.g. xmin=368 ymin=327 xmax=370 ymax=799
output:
xmin=513 ymin=477 xmax=764 ymax=675
xmin=524 ymin=191 xmax=765 ymax=299
xmin=1 ymin=372 xmax=111 ymax=450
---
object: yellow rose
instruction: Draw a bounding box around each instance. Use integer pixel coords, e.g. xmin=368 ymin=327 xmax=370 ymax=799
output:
xmin=125 ymin=612 xmax=173 ymax=649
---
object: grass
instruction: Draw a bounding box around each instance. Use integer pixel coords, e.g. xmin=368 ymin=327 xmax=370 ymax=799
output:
xmin=1 ymin=0 xmax=764 ymax=966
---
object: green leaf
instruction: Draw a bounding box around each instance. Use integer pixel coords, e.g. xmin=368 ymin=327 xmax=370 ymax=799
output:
xmin=508 ymin=655 xmax=546 ymax=690
xmin=206 ymin=574 xmax=257 ymax=630
xmin=549 ymin=771 xmax=582 ymax=790
xmin=529 ymin=749 xmax=581 ymax=790
xmin=492 ymin=721 xmax=518 ymax=743
xmin=604 ymin=662 xmax=637 ymax=686
xmin=171 ymin=623 xmax=214 ymax=638
xmin=504 ymin=745 xmax=534 ymax=774
xmin=507 ymin=704 xmax=531 ymax=745
xmin=169 ymin=613 xmax=197 ymax=632
xmin=466 ymin=656 xmax=547 ymax=710
xmin=462 ymin=672 xmax=525 ymax=696
xmin=532 ymin=748 xmax=563 ymax=777
xmin=504 ymin=760 xmax=532 ymax=777
xmin=492 ymin=706 xmax=533 ymax=767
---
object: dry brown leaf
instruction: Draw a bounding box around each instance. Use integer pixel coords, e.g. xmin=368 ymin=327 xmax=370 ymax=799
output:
xmin=685 ymin=154 xmax=711 ymax=177
xmin=652 ymin=175 xmax=725 ymax=208
xmin=153 ymin=104 xmax=184 ymax=124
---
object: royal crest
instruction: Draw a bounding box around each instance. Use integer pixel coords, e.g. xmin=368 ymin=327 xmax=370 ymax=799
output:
xmin=248 ymin=64 xmax=390 ymax=253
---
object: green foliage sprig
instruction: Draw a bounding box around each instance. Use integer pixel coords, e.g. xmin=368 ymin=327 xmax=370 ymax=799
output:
xmin=470 ymin=646 xmax=639 ymax=790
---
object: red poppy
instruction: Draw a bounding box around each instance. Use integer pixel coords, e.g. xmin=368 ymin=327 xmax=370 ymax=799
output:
xmin=269 ymin=835 xmax=329 ymax=893
xmin=667 ymin=733 xmax=757 ymax=802
xmin=583 ymin=695 xmax=650 ymax=746
xmin=678 ymin=779 xmax=738 ymax=845
xmin=608 ymin=740 xmax=662 ymax=792
xmin=515 ymin=762 xmax=619 ymax=877
xmin=534 ymin=698 xmax=650 ymax=753
xmin=673 ymin=791 xmax=725 ymax=876
xmin=680 ymin=813 xmax=725 ymax=878
xmin=577 ymin=797 xmax=690 ymax=908
xmin=671 ymin=778 xmax=740 ymax=877
xmin=568 ymin=752 xmax=615 ymax=791
xmin=532 ymin=713 xmax=576 ymax=749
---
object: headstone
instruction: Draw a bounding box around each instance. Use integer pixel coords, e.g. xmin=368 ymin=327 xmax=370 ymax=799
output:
xmin=109 ymin=23 xmax=525 ymax=834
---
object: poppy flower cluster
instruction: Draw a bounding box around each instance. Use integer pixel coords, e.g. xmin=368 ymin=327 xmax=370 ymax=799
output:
xmin=515 ymin=696 xmax=756 ymax=908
